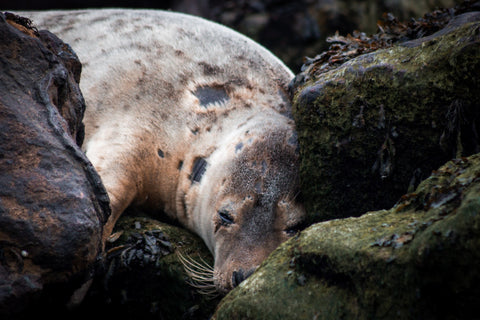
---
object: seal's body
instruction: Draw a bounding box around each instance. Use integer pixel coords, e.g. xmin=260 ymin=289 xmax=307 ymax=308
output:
xmin=24 ymin=9 xmax=305 ymax=293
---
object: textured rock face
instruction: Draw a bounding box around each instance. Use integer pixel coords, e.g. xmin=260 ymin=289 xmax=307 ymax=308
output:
xmin=80 ymin=216 xmax=222 ymax=320
xmin=212 ymin=10 xmax=480 ymax=320
xmin=213 ymin=152 xmax=480 ymax=320
xmin=291 ymin=12 xmax=480 ymax=222
xmin=0 ymin=13 xmax=109 ymax=316
xmin=2 ymin=5 xmax=479 ymax=319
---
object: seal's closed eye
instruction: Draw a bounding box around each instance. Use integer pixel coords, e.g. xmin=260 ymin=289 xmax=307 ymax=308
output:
xmin=218 ymin=209 xmax=234 ymax=225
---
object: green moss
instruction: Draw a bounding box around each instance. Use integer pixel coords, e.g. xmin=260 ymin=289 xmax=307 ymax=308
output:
xmin=214 ymin=153 xmax=480 ymax=319
xmin=82 ymin=215 xmax=219 ymax=319
xmin=292 ymin=21 xmax=480 ymax=222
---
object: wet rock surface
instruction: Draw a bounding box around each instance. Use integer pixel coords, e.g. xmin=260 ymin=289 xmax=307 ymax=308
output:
xmin=2 ymin=2 xmax=480 ymax=318
xmin=0 ymin=12 xmax=109 ymax=317
xmin=291 ymin=8 xmax=480 ymax=222
xmin=214 ymin=153 xmax=480 ymax=320
xmin=213 ymin=4 xmax=480 ymax=319
xmin=81 ymin=215 xmax=221 ymax=320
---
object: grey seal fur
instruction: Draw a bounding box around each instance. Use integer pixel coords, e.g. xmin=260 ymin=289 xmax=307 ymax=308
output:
xmin=22 ymin=9 xmax=306 ymax=293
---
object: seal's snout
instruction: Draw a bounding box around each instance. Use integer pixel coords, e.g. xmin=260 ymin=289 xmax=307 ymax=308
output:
xmin=232 ymin=267 xmax=257 ymax=288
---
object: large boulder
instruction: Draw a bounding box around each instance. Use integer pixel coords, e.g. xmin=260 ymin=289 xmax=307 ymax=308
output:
xmin=291 ymin=10 xmax=480 ymax=222
xmin=0 ymin=12 xmax=109 ymax=316
xmin=213 ymin=8 xmax=480 ymax=320
xmin=213 ymin=151 xmax=480 ymax=320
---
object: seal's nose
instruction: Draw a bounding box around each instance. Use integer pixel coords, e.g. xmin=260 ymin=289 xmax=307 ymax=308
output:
xmin=232 ymin=267 xmax=257 ymax=288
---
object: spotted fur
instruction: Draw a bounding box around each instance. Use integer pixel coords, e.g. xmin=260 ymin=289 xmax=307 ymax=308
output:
xmin=22 ymin=9 xmax=305 ymax=293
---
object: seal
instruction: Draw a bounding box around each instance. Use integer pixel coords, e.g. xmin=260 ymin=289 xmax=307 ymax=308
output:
xmin=23 ymin=9 xmax=306 ymax=294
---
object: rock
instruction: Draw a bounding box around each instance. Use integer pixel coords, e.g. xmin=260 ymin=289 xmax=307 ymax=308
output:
xmin=0 ymin=12 xmax=109 ymax=316
xmin=213 ymin=152 xmax=480 ymax=320
xmin=80 ymin=215 xmax=222 ymax=320
xmin=291 ymin=11 xmax=480 ymax=222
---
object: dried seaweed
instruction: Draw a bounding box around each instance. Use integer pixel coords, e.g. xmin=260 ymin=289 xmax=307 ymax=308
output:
xmin=301 ymin=0 xmax=480 ymax=77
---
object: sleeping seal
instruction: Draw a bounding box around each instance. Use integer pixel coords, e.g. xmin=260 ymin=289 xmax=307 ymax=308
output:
xmin=23 ymin=9 xmax=306 ymax=294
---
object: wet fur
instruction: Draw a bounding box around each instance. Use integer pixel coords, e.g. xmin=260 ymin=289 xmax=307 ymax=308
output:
xmin=22 ymin=9 xmax=305 ymax=293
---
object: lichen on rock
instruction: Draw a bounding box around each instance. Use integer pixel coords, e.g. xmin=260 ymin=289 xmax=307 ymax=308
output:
xmin=213 ymin=7 xmax=480 ymax=320
xmin=291 ymin=11 xmax=480 ymax=222
xmin=214 ymin=153 xmax=480 ymax=320
xmin=80 ymin=215 xmax=221 ymax=320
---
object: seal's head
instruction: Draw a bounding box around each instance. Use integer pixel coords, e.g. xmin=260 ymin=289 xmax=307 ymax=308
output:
xmin=189 ymin=114 xmax=306 ymax=294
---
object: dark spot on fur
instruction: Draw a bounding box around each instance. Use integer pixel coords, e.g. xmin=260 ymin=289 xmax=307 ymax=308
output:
xmin=175 ymin=50 xmax=185 ymax=56
xmin=111 ymin=18 xmax=126 ymax=28
xmin=199 ymin=62 xmax=222 ymax=76
xmin=157 ymin=149 xmax=165 ymax=158
xmin=194 ymin=86 xmax=229 ymax=108
xmin=131 ymin=43 xmax=152 ymax=53
xmin=190 ymin=157 xmax=207 ymax=184
xmin=191 ymin=128 xmax=199 ymax=135
xmin=177 ymin=27 xmax=195 ymax=38
xmin=90 ymin=16 xmax=108 ymax=24
xmin=255 ymin=181 xmax=263 ymax=193
xmin=235 ymin=142 xmax=244 ymax=153
xmin=179 ymin=73 xmax=190 ymax=86
xmin=178 ymin=161 xmax=184 ymax=170
xmin=261 ymin=160 xmax=268 ymax=174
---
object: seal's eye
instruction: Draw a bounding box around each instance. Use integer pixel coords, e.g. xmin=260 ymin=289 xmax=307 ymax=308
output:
xmin=218 ymin=209 xmax=234 ymax=226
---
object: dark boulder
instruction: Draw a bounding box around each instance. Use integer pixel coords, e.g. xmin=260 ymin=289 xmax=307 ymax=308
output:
xmin=0 ymin=12 xmax=109 ymax=316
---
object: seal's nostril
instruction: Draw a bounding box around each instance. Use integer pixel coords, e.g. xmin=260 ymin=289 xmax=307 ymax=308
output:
xmin=232 ymin=267 xmax=257 ymax=288
xmin=232 ymin=269 xmax=245 ymax=287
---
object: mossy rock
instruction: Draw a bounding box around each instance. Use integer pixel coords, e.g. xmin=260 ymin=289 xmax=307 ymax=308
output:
xmin=213 ymin=153 xmax=480 ymax=319
xmin=80 ymin=215 xmax=221 ymax=320
xmin=292 ymin=12 xmax=480 ymax=222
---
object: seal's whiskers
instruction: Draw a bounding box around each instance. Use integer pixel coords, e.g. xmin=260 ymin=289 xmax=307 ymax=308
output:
xmin=177 ymin=251 xmax=218 ymax=297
